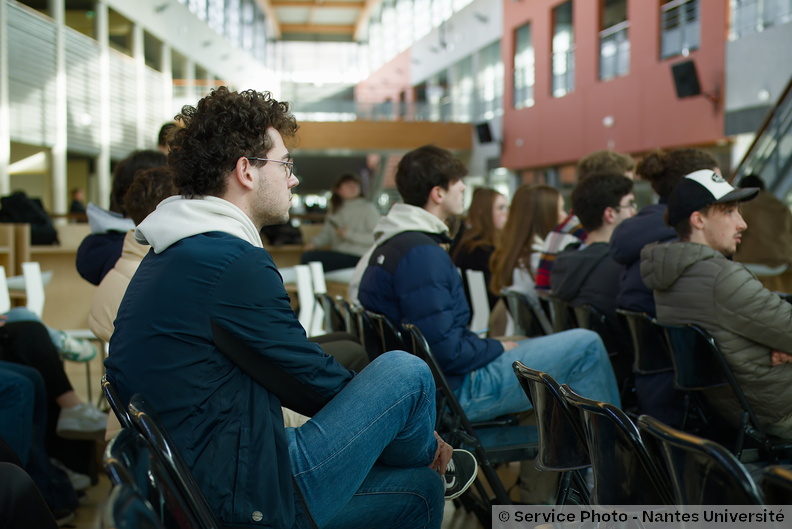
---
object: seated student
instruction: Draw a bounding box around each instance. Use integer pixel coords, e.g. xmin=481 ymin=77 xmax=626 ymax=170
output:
xmin=107 ymin=87 xmax=476 ymax=529
xmin=639 ymin=170 xmax=792 ymax=437
xmin=534 ymin=150 xmax=635 ymax=291
xmin=76 ymin=150 xmax=166 ymax=285
xmin=352 ymin=145 xmax=620 ymax=503
xmin=301 ymin=174 xmax=381 ymax=272
xmin=0 ymin=462 xmax=60 ymax=529
xmin=551 ymin=173 xmax=636 ymax=325
xmin=451 ymin=187 xmax=508 ymax=311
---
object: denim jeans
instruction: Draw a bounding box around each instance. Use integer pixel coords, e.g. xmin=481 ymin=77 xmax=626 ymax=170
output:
xmin=0 ymin=362 xmax=37 ymax=464
xmin=456 ymin=328 xmax=621 ymax=422
xmin=285 ymin=351 xmax=445 ymax=529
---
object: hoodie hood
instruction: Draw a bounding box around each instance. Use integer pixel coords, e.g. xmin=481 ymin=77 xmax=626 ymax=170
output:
xmin=86 ymin=202 xmax=136 ymax=234
xmin=135 ymin=195 xmax=262 ymax=253
xmin=551 ymin=242 xmax=609 ymax=300
xmin=640 ymin=241 xmax=725 ymax=291
xmin=348 ymin=203 xmax=449 ymax=305
xmin=371 ymin=203 xmax=449 ymax=246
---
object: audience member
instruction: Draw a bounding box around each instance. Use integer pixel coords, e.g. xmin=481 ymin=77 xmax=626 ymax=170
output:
xmin=353 ymin=145 xmax=620 ymax=503
xmin=640 ymin=170 xmax=792 ymax=436
xmin=107 ymin=87 xmax=475 ymax=529
xmin=610 ymin=148 xmax=719 ymax=315
xmin=0 ymin=462 xmax=59 ymax=529
xmin=451 ymin=187 xmax=508 ymax=311
xmin=551 ymin=174 xmax=635 ymax=323
xmin=734 ymin=173 xmax=792 ymax=292
xmin=69 ymin=188 xmax=86 ymax=216
xmin=535 ymin=150 xmax=635 ymax=290
xmin=301 ymin=174 xmax=380 ymax=272
xmin=157 ymin=121 xmax=179 ymax=154
xmin=76 ymin=150 xmax=166 ymax=285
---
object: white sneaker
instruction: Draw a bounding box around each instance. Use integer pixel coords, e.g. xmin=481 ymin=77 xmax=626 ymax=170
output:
xmin=59 ymin=333 xmax=98 ymax=362
xmin=57 ymin=403 xmax=107 ymax=439
xmin=50 ymin=458 xmax=91 ymax=491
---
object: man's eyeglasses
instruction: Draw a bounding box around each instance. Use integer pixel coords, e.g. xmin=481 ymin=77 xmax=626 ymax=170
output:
xmin=614 ymin=200 xmax=638 ymax=212
xmin=246 ymin=157 xmax=294 ymax=178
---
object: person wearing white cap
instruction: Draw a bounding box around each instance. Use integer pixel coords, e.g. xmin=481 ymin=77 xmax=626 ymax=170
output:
xmin=639 ymin=169 xmax=792 ymax=437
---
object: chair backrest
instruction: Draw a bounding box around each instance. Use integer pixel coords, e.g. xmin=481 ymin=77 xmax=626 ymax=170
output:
xmin=465 ymin=269 xmax=490 ymax=336
xmin=102 ymin=484 xmax=168 ymax=529
xmin=315 ymin=293 xmax=346 ymax=334
xmin=654 ymin=321 xmax=729 ymax=391
xmin=502 ymin=291 xmax=553 ymax=336
xmin=616 ymin=309 xmax=673 ymax=374
xmin=361 ymin=310 xmax=406 ymax=359
xmin=104 ymin=427 xmax=207 ymax=529
xmin=541 ymin=292 xmax=573 ymax=333
xmin=561 ymin=384 xmax=672 ymax=506
xmin=127 ymin=394 xmax=223 ymax=529
xmin=334 ymin=297 xmax=360 ymax=338
xmin=22 ymin=261 xmax=45 ymax=317
xmin=0 ymin=266 xmax=11 ymax=314
xmin=512 ymin=361 xmax=589 ymax=471
xmin=308 ymin=261 xmax=327 ymax=336
xmin=762 ymin=465 xmax=792 ymax=504
xmin=637 ymin=414 xmax=764 ymax=506
xmin=573 ymin=304 xmax=626 ymax=357
xmin=102 ymin=375 xmax=133 ymax=430
xmin=294 ymin=265 xmax=315 ymax=334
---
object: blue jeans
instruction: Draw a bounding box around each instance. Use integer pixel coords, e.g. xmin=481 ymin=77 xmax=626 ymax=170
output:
xmin=286 ymin=351 xmax=445 ymax=529
xmin=0 ymin=362 xmax=47 ymax=466
xmin=456 ymin=329 xmax=621 ymax=422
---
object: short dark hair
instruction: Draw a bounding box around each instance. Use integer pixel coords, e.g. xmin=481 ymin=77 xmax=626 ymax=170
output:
xmin=169 ymin=87 xmax=298 ymax=198
xmin=395 ymin=145 xmax=467 ymax=207
xmin=157 ymin=122 xmax=178 ymax=149
xmin=571 ymin=172 xmax=634 ymax=232
xmin=123 ymin=167 xmax=177 ymax=225
xmin=576 ymin=150 xmax=635 ymax=180
xmin=637 ymin=148 xmax=718 ymax=198
xmin=110 ymin=150 xmax=167 ymax=215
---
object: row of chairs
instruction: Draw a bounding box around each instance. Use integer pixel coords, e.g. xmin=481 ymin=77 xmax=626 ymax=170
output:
xmin=512 ymin=361 xmax=792 ymax=508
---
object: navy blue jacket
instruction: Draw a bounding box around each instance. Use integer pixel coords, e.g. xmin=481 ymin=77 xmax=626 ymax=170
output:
xmin=76 ymin=231 xmax=125 ymax=285
xmin=106 ymin=232 xmax=353 ymax=528
xmin=358 ymin=231 xmax=503 ymax=389
xmin=609 ymin=201 xmax=676 ymax=316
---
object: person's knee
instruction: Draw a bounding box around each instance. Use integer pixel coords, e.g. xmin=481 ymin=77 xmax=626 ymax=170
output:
xmin=377 ymin=351 xmax=431 ymax=381
xmin=397 ymin=467 xmax=444 ymax=525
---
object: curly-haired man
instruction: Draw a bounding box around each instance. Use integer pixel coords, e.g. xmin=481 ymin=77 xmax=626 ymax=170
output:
xmin=105 ymin=87 xmax=475 ymax=529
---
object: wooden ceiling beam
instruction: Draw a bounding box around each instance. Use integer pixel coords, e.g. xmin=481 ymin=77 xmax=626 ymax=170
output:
xmin=253 ymin=0 xmax=282 ymax=38
xmin=280 ymin=23 xmax=355 ymax=34
xmin=353 ymin=0 xmax=380 ymax=41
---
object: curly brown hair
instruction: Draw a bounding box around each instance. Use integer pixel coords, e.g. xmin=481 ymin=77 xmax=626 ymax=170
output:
xmin=123 ymin=167 xmax=177 ymax=225
xmin=168 ymin=87 xmax=298 ymax=198
xmin=637 ymin=148 xmax=718 ymax=198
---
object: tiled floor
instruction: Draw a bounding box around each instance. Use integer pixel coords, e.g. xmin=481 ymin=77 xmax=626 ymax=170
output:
xmin=62 ymin=354 xmax=488 ymax=529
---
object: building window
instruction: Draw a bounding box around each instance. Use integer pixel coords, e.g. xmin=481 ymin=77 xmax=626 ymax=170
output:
xmin=600 ymin=0 xmax=629 ymax=81
xmin=552 ymin=1 xmax=574 ymax=98
xmin=730 ymin=0 xmax=792 ymax=40
xmin=513 ymin=22 xmax=535 ymax=109
xmin=450 ymin=56 xmax=474 ymax=122
xmin=660 ymin=0 xmax=700 ymax=59
xmin=476 ymin=40 xmax=502 ymax=120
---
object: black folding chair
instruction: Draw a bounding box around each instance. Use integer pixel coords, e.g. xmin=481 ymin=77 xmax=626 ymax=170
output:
xmin=762 ymin=465 xmax=792 ymax=504
xmin=102 ymin=484 xmax=168 ymax=529
xmin=501 ymin=290 xmax=553 ymax=336
xmin=616 ymin=309 xmax=673 ymax=375
xmin=560 ymin=385 xmax=673 ymax=506
xmin=102 ymin=374 xmax=133 ymax=430
xmin=127 ymin=395 xmax=225 ymax=529
xmin=638 ymin=414 xmax=764 ymax=506
xmin=104 ymin=427 xmax=209 ymax=529
xmin=315 ymin=293 xmax=347 ymax=334
xmin=656 ymin=321 xmax=792 ymax=462
xmin=402 ymin=323 xmax=538 ymax=521
xmin=333 ymin=297 xmax=361 ymax=338
xmin=512 ymin=361 xmax=590 ymax=506
xmin=537 ymin=291 xmax=574 ymax=333
xmin=357 ymin=309 xmax=408 ymax=361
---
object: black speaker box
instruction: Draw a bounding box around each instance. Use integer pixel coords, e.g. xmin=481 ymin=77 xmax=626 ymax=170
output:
xmin=475 ymin=122 xmax=493 ymax=143
xmin=672 ymin=60 xmax=702 ymax=98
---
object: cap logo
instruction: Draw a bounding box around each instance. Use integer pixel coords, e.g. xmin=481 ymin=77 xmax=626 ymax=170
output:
xmin=711 ymin=173 xmax=726 ymax=183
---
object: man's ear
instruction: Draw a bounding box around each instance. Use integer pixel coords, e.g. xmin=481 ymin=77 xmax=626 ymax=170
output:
xmin=690 ymin=210 xmax=705 ymax=230
xmin=231 ymin=157 xmax=256 ymax=191
xmin=603 ymin=206 xmax=616 ymax=225
xmin=428 ymin=185 xmax=444 ymax=206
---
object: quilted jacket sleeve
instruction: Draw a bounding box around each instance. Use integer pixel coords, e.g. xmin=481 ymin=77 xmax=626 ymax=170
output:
xmin=712 ymin=264 xmax=792 ymax=353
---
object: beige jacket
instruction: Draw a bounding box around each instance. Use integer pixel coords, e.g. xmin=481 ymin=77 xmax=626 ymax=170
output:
xmin=89 ymin=231 xmax=148 ymax=343
xmin=641 ymin=241 xmax=792 ymax=437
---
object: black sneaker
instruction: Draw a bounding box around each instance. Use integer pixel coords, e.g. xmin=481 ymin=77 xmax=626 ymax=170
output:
xmin=443 ymin=449 xmax=478 ymax=500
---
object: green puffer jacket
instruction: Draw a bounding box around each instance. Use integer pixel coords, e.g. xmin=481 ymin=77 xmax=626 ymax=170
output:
xmin=640 ymin=241 xmax=792 ymax=438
